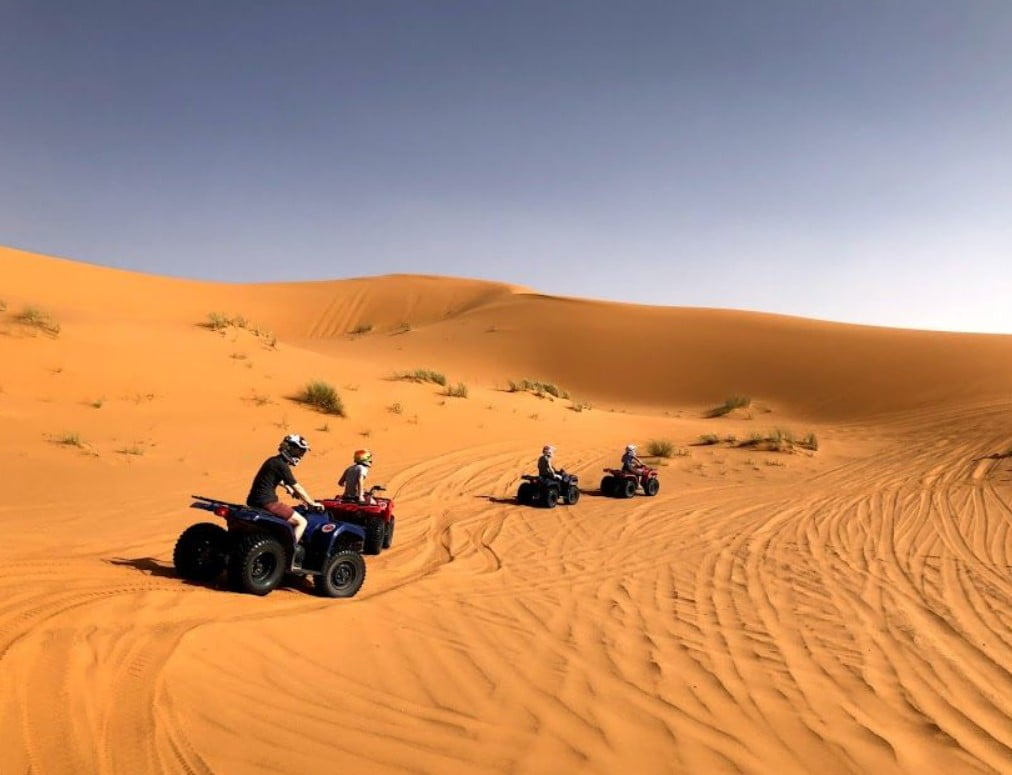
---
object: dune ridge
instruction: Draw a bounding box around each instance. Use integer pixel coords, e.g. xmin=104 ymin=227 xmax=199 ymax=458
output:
xmin=2 ymin=244 xmax=1011 ymax=774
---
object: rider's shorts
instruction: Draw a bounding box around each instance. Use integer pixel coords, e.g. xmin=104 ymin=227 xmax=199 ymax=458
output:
xmin=263 ymin=500 xmax=295 ymax=520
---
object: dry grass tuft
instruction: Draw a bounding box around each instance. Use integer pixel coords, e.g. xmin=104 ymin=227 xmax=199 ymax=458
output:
xmin=706 ymin=395 xmax=751 ymax=418
xmin=297 ymin=381 xmax=345 ymax=416
xmin=15 ymin=306 xmax=61 ymax=336
xmin=507 ymin=379 xmax=569 ymax=399
xmin=393 ymin=369 xmax=448 ymax=387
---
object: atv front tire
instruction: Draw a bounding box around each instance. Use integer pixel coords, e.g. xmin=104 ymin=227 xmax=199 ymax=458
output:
xmin=174 ymin=522 xmax=228 ymax=582
xmin=565 ymin=486 xmax=581 ymax=505
xmin=315 ymin=550 xmax=366 ymax=598
xmin=543 ymin=486 xmax=559 ymax=509
xmin=644 ymin=478 xmax=660 ymax=496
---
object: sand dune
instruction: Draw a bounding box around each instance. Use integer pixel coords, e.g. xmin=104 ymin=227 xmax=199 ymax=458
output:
xmin=1 ymin=244 xmax=1011 ymax=774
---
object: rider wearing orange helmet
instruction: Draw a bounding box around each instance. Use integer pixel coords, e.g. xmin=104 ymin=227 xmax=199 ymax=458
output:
xmin=338 ymin=448 xmax=373 ymax=502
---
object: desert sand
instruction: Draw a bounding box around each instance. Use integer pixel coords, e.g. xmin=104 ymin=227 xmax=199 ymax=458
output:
xmin=1 ymin=244 xmax=1011 ymax=774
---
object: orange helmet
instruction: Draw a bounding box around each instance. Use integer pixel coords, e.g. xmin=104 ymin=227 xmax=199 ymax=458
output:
xmin=353 ymin=449 xmax=373 ymax=466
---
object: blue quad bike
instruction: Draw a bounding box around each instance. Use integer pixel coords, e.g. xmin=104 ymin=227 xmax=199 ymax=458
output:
xmin=173 ymin=495 xmax=367 ymax=598
xmin=516 ymin=471 xmax=580 ymax=508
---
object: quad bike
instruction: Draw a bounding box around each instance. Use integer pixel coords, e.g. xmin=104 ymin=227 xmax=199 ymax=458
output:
xmin=600 ymin=466 xmax=660 ymax=498
xmin=319 ymin=485 xmax=395 ymax=556
xmin=174 ymin=496 xmax=366 ymax=597
xmin=516 ymin=471 xmax=580 ymax=508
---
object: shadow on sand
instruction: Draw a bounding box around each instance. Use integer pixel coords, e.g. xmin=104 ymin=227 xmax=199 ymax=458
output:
xmin=105 ymin=557 xmax=313 ymax=593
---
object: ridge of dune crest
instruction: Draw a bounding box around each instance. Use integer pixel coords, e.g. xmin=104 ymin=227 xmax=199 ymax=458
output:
xmin=5 ymin=243 xmax=1012 ymax=419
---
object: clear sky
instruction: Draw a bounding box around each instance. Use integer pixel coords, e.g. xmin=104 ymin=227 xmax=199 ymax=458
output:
xmin=2 ymin=1 xmax=1010 ymax=333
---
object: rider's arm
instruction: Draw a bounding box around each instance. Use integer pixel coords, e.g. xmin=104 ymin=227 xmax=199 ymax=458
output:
xmin=291 ymin=482 xmax=322 ymax=508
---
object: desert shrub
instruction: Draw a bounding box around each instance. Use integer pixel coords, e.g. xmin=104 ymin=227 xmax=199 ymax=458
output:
xmin=569 ymin=401 xmax=592 ymax=412
xmin=706 ymin=395 xmax=751 ymax=417
xmin=698 ymin=434 xmax=720 ymax=445
xmin=737 ymin=428 xmax=816 ymax=453
xmin=394 ymin=322 xmax=412 ymax=334
xmin=646 ymin=439 xmax=675 ymax=457
xmin=444 ymin=382 xmax=469 ymax=398
xmin=393 ymin=369 xmax=447 ymax=386
xmin=205 ymin=312 xmax=231 ymax=331
xmin=507 ymin=379 xmax=569 ymax=399
xmin=388 ymin=402 xmax=403 ymax=414
xmin=351 ymin=323 xmax=373 ymax=335
xmin=55 ymin=432 xmax=82 ymax=447
xmin=249 ymin=392 xmax=272 ymax=407
xmin=15 ymin=306 xmax=60 ymax=335
xmin=799 ymin=432 xmax=819 ymax=451
xmin=117 ymin=445 xmax=144 ymax=456
xmin=90 ymin=398 xmax=105 ymax=409
xmin=298 ymin=381 xmax=345 ymax=416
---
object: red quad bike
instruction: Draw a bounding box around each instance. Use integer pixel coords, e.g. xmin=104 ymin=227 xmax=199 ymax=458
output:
xmin=600 ymin=467 xmax=660 ymax=498
xmin=320 ymin=485 xmax=395 ymax=555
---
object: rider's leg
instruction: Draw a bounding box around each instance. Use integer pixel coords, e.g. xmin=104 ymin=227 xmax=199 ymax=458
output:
xmin=289 ymin=513 xmax=308 ymax=544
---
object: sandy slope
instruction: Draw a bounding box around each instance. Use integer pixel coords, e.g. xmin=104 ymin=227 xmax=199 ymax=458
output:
xmin=1 ymin=244 xmax=1011 ymax=774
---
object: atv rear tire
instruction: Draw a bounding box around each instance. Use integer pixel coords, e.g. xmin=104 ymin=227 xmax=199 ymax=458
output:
xmin=174 ymin=523 xmax=228 ymax=582
xmin=315 ymin=550 xmax=366 ymax=598
xmin=229 ymin=533 xmax=286 ymax=596
xmin=364 ymin=515 xmax=385 ymax=555
xmin=382 ymin=517 xmax=395 ymax=549
xmin=600 ymin=476 xmax=615 ymax=497
xmin=517 ymin=482 xmax=533 ymax=505
xmin=620 ymin=478 xmax=636 ymax=498
xmin=644 ymin=478 xmax=660 ymax=496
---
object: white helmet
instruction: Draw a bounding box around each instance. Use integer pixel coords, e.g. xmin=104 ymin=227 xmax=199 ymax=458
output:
xmin=542 ymin=444 xmax=555 ymax=457
xmin=279 ymin=434 xmax=310 ymax=466
xmin=625 ymin=444 xmax=636 ymax=453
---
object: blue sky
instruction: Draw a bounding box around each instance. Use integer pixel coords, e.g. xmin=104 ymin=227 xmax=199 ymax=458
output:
xmin=2 ymin=1 xmax=1010 ymax=332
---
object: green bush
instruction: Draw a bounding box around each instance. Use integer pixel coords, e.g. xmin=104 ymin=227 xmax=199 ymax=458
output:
xmin=444 ymin=382 xmax=469 ymax=398
xmin=55 ymin=432 xmax=82 ymax=447
xmin=507 ymin=378 xmax=569 ymax=399
xmin=15 ymin=306 xmax=60 ymax=336
xmin=298 ymin=381 xmax=345 ymax=416
xmin=393 ymin=369 xmax=447 ymax=386
xmin=646 ymin=439 xmax=675 ymax=457
xmin=706 ymin=395 xmax=751 ymax=417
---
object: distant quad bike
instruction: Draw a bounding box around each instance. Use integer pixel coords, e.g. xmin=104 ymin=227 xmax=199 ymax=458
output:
xmin=600 ymin=467 xmax=660 ymax=498
xmin=319 ymin=485 xmax=396 ymax=556
xmin=174 ymin=495 xmax=367 ymax=598
xmin=516 ymin=471 xmax=580 ymax=509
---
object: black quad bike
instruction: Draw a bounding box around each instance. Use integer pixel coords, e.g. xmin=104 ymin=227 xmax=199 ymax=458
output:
xmin=516 ymin=471 xmax=580 ymax=508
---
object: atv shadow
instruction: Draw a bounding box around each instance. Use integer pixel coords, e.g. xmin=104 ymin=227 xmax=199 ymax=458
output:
xmin=107 ymin=557 xmax=313 ymax=593
xmin=108 ymin=556 xmax=178 ymax=578
xmin=475 ymin=495 xmax=519 ymax=505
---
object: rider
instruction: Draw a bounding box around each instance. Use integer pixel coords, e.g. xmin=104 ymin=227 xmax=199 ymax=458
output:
xmin=621 ymin=444 xmax=645 ymax=476
xmin=246 ymin=434 xmax=324 ymax=545
xmin=538 ymin=444 xmax=562 ymax=481
xmin=338 ymin=448 xmax=373 ymax=502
